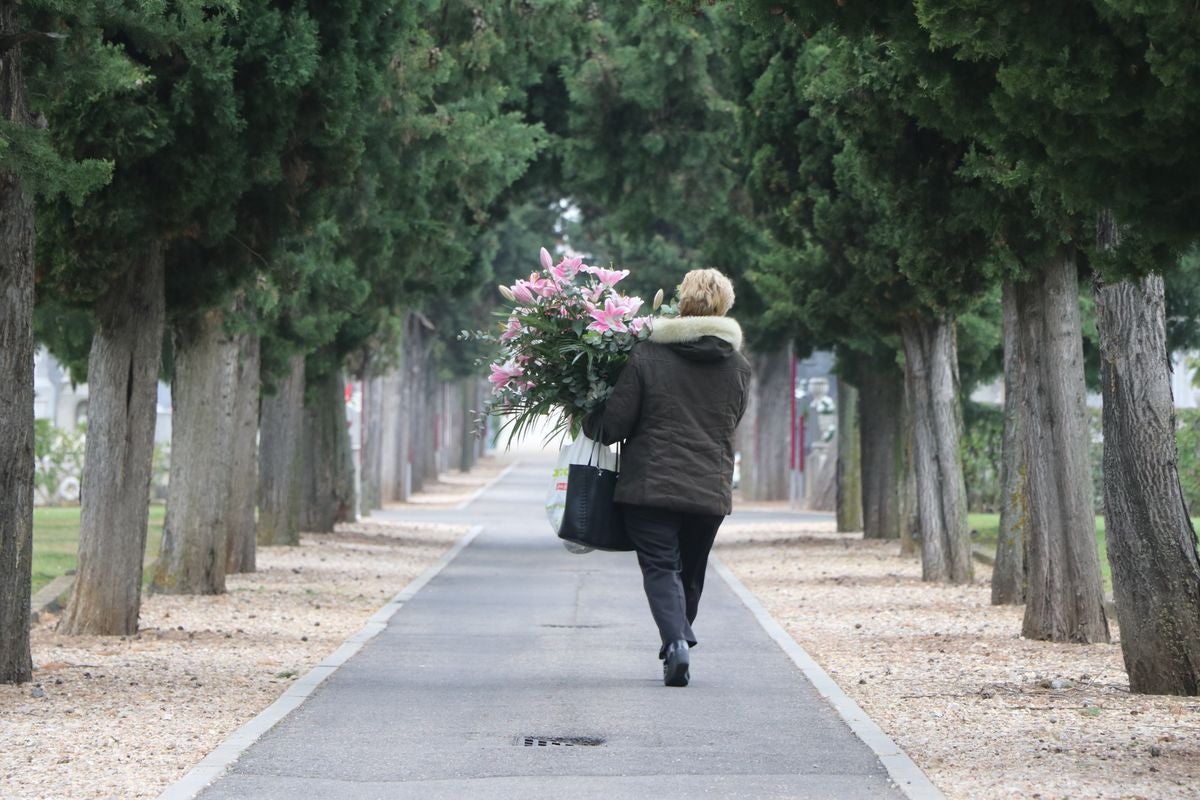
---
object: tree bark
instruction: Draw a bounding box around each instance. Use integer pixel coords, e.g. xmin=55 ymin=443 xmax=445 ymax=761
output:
xmin=420 ymin=371 xmax=439 ymax=486
xmin=379 ymin=368 xmax=402 ymax=503
xmin=859 ymin=362 xmax=904 ymax=540
xmin=396 ymin=330 xmax=414 ymax=501
xmin=899 ymin=314 xmax=973 ymax=583
xmin=836 ymin=376 xmax=863 ymax=532
xmin=257 ymin=355 xmax=305 ymax=546
xmin=1096 ymin=271 xmax=1200 ymax=693
xmin=459 ymin=377 xmax=478 ymax=473
xmin=898 ymin=386 xmax=920 ymax=558
xmin=299 ymin=367 xmax=354 ymax=532
xmin=151 ymin=309 xmax=240 ymax=595
xmin=0 ymin=6 xmax=36 ymax=679
xmin=993 ymin=283 xmax=1028 ymax=605
xmin=225 ymin=332 xmax=260 ymax=574
xmin=743 ymin=347 xmax=792 ymax=501
xmin=360 ymin=367 xmax=385 ymax=512
xmin=59 ymin=244 xmax=166 ymax=635
xmin=1014 ymin=253 xmax=1109 ymax=643
xmin=405 ymin=314 xmax=440 ymax=494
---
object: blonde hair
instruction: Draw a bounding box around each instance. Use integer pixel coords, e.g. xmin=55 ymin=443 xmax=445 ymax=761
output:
xmin=677 ymin=268 xmax=735 ymax=317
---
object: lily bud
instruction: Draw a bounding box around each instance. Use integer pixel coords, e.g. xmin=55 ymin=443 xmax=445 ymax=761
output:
xmin=539 ymin=247 xmax=554 ymax=271
xmin=652 ymin=288 xmax=664 ymax=311
xmin=498 ymin=285 xmax=515 ymax=302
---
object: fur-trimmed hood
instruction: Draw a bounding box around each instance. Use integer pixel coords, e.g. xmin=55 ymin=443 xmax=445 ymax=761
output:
xmin=649 ymin=315 xmax=743 ymax=350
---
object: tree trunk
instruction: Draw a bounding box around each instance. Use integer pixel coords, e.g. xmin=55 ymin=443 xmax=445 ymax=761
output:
xmin=257 ymin=355 xmax=304 ymax=546
xmin=743 ymin=347 xmax=792 ymax=501
xmin=898 ymin=387 xmax=920 ymax=558
xmin=993 ymin=283 xmax=1028 ymax=605
xmin=225 ymin=332 xmax=260 ymax=574
xmin=405 ymin=315 xmax=439 ymax=495
xmin=380 ymin=368 xmax=402 ymax=503
xmin=1095 ymin=273 xmax=1200 ymax=693
xmin=423 ymin=375 xmax=440 ymax=484
xmin=404 ymin=320 xmax=424 ymax=495
xmin=59 ymin=244 xmax=166 ymax=635
xmin=836 ymin=376 xmax=863 ymax=532
xmin=459 ymin=377 xmax=477 ymax=472
xmin=396 ymin=336 xmax=414 ymax=502
xmin=859 ymin=362 xmax=904 ymax=540
xmin=1014 ymin=253 xmax=1109 ymax=643
xmin=0 ymin=9 xmax=36 ymax=679
xmin=299 ymin=367 xmax=354 ymax=532
xmin=360 ymin=367 xmax=385 ymax=512
xmin=151 ymin=310 xmax=240 ymax=595
xmin=899 ymin=314 xmax=972 ymax=583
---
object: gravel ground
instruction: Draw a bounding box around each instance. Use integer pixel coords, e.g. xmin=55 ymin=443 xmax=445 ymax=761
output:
xmin=0 ymin=513 xmax=473 ymax=800
xmin=716 ymin=521 xmax=1200 ymax=800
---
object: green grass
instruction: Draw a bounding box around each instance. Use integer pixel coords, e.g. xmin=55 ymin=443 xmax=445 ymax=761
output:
xmin=31 ymin=505 xmax=166 ymax=596
xmin=967 ymin=512 xmax=1200 ymax=596
xmin=969 ymin=512 xmax=1110 ymax=592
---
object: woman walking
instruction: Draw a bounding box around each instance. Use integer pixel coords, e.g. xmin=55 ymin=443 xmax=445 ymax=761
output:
xmin=585 ymin=268 xmax=751 ymax=687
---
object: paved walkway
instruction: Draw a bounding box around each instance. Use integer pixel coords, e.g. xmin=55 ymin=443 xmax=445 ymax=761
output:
xmin=182 ymin=459 xmax=923 ymax=799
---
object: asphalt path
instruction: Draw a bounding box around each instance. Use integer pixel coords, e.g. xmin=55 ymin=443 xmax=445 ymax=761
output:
xmin=191 ymin=458 xmax=906 ymax=799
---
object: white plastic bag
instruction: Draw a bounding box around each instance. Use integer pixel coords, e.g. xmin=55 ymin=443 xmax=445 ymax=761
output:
xmin=546 ymin=434 xmax=619 ymax=553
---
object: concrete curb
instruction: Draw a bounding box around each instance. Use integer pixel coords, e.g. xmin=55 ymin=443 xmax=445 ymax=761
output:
xmin=454 ymin=460 xmax=520 ymax=511
xmin=29 ymin=572 xmax=75 ymax=626
xmin=712 ymin=556 xmax=946 ymax=800
xmin=155 ymin=524 xmax=485 ymax=800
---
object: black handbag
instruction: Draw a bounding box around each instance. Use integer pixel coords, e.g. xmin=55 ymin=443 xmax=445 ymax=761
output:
xmin=557 ymin=440 xmax=634 ymax=552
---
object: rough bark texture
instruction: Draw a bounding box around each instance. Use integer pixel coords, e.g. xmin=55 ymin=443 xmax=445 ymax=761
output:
xmin=859 ymin=364 xmax=904 ymax=540
xmin=59 ymin=245 xmax=166 ymax=635
xmin=360 ymin=369 xmax=385 ymax=512
xmin=298 ymin=369 xmax=354 ymax=533
xmin=743 ymin=347 xmax=792 ymax=502
xmin=257 ymin=355 xmax=304 ymax=546
xmin=0 ymin=4 xmax=36 ymax=680
xmin=380 ymin=369 xmax=402 ymax=503
xmin=993 ymin=283 xmax=1028 ymax=605
xmin=405 ymin=313 xmax=440 ymax=494
xmin=396 ymin=338 xmax=414 ymax=502
xmin=459 ymin=378 xmax=478 ymax=472
xmin=420 ymin=372 xmax=439 ymax=485
xmin=151 ymin=310 xmax=240 ymax=595
xmin=899 ymin=314 xmax=973 ymax=584
xmin=898 ymin=387 xmax=920 ymax=558
xmin=836 ymin=377 xmax=863 ymax=532
xmin=1015 ymin=254 xmax=1109 ymax=643
xmin=1096 ymin=270 xmax=1200 ymax=694
xmin=225 ymin=333 xmax=260 ymax=574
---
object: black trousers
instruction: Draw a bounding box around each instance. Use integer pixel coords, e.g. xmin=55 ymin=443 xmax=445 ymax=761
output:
xmin=619 ymin=503 xmax=724 ymax=657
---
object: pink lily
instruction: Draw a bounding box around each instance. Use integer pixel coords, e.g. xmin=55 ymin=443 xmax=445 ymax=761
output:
xmin=614 ymin=295 xmax=643 ymax=316
xmin=510 ymin=282 xmax=534 ymax=304
xmin=500 ymin=316 xmax=523 ymax=341
xmin=588 ymin=266 xmax=629 ymax=288
xmin=488 ymin=360 xmax=524 ymax=390
xmin=587 ymin=297 xmax=631 ymax=334
xmin=550 ymin=256 xmax=584 ymax=284
xmin=630 ymin=316 xmax=652 ymax=334
xmin=516 ymin=271 xmax=557 ymax=298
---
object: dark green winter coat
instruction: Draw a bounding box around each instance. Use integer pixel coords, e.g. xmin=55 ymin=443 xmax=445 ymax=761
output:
xmin=584 ymin=315 xmax=752 ymax=515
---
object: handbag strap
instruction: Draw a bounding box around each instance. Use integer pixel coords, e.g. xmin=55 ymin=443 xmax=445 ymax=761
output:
xmin=586 ymin=409 xmax=619 ymax=471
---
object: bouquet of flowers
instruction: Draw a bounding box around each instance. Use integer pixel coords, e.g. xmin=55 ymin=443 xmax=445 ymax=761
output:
xmin=481 ymin=247 xmax=663 ymax=442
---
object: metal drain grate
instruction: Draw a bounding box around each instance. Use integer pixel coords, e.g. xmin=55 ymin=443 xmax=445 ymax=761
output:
xmin=520 ymin=736 xmax=605 ymax=747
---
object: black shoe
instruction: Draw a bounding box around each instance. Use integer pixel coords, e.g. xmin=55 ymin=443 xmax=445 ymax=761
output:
xmin=663 ymin=639 xmax=690 ymax=687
